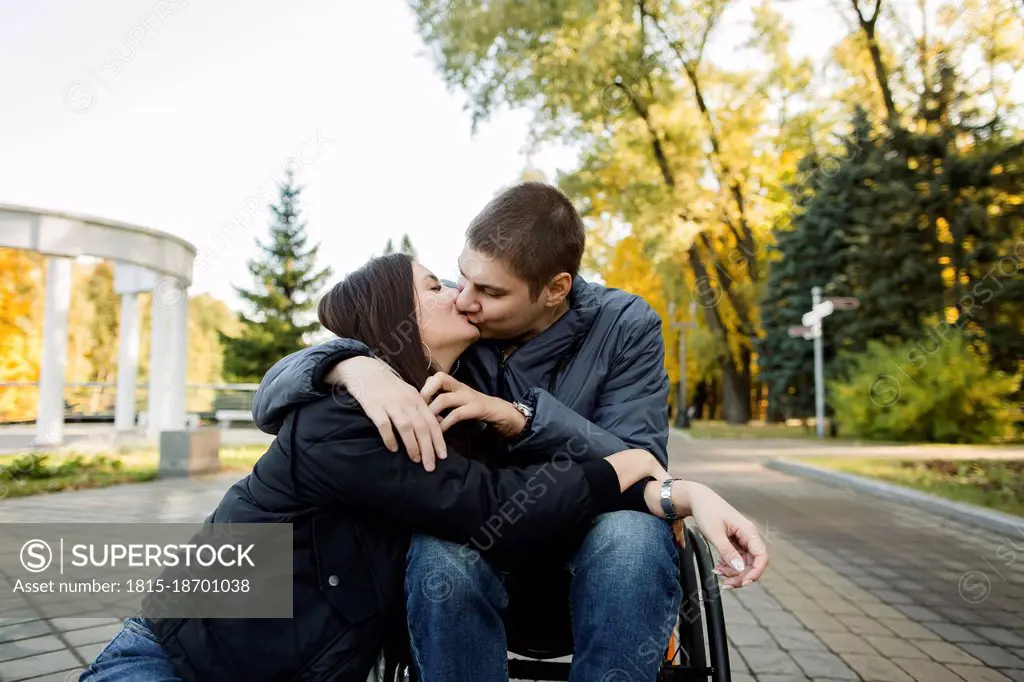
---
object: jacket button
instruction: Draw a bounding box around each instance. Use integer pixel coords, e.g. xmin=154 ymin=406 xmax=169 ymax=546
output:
xmin=328 ymin=575 xmax=339 ymax=587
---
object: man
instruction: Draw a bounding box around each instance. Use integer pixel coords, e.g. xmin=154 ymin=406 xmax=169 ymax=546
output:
xmin=251 ymin=182 xmax=756 ymax=681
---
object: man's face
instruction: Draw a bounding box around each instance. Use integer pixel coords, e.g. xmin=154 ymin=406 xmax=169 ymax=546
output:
xmin=455 ymin=245 xmax=549 ymax=340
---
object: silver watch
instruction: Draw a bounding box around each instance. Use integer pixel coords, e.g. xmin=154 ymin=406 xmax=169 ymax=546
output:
xmin=512 ymin=400 xmax=534 ymax=430
xmin=661 ymin=479 xmax=680 ymax=520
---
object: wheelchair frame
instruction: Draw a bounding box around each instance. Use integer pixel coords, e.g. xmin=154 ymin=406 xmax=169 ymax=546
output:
xmin=383 ymin=524 xmax=732 ymax=682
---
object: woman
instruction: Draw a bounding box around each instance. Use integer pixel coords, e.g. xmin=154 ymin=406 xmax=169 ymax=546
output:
xmin=81 ymin=254 xmax=765 ymax=682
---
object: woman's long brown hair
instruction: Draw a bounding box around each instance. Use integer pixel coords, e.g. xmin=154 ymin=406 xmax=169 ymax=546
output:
xmin=318 ymin=253 xmax=433 ymax=388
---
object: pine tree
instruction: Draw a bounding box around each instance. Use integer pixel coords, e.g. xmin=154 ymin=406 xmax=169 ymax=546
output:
xmin=399 ymin=234 xmax=418 ymax=260
xmin=221 ymin=170 xmax=332 ymax=382
xmin=382 ymin=234 xmax=417 ymax=259
xmin=759 ymin=150 xmax=853 ymax=422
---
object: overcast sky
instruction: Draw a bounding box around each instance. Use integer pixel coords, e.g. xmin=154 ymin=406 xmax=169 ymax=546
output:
xmin=0 ymin=0 xmax=849 ymax=309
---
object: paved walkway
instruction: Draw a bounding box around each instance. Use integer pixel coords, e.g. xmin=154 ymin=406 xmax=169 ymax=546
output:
xmin=0 ymin=434 xmax=1022 ymax=681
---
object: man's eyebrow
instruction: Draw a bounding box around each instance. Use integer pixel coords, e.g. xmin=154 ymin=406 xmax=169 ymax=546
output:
xmin=457 ymin=260 xmax=508 ymax=294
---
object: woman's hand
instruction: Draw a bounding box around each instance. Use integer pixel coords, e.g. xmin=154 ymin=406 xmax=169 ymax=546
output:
xmin=420 ymin=373 xmax=526 ymax=437
xmin=326 ymin=357 xmax=447 ymax=470
xmin=645 ymin=480 xmax=768 ymax=589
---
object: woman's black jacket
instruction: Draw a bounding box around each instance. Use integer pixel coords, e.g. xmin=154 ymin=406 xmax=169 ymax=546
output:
xmin=144 ymin=393 xmax=637 ymax=681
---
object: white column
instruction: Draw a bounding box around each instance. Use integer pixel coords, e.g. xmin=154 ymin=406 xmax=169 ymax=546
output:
xmin=114 ymin=292 xmax=140 ymax=431
xmin=146 ymin=295 xmax=170 ymax=439
xmin=35 ymin=257 xmax=72 ymax=446
xmin=165 ymin=285 xmax=189 ymax=430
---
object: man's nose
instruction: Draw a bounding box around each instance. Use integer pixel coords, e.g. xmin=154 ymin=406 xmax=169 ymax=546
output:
xmin=455 ymin=287 xmax=480 ymax=313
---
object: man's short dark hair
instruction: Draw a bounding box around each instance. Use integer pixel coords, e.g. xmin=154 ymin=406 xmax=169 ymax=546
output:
xmin=465 ymin=181 xmax=585 ymax=300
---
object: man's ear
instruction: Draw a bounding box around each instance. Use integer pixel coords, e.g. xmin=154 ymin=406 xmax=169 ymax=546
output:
xmin=543 ymin=273 xmax=573 ymax=308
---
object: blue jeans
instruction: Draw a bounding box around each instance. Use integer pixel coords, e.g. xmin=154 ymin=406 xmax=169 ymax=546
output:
xmin=79 ymin=616 xmax=181 ymax=681
xmin=405 ymin=511 xmax=682 ymax=682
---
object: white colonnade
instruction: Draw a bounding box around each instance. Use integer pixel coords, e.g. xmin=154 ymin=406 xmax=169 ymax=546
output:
xmin=0 ymin=204 xmax=196 ymax=444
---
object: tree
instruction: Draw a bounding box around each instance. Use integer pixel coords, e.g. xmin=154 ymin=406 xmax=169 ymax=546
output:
xmin=0 ymin=248 xmax=43 ymax=422
xmin=221 ymin=170 xmax=332 ymax=382
xmin=383 ymin=234 xmax=418 ymax=260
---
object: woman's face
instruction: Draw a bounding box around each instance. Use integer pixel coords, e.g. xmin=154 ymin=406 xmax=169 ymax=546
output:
xmin=414 ymin=261 xmax=480 ymax=357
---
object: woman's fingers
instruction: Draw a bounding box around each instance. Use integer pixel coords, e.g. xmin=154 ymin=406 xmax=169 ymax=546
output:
xmin=364 ymin=405 xmax=398 ymax=453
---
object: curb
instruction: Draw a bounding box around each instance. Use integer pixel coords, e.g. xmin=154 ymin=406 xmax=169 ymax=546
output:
xmin=765 ymin=458 xmax=1024 ymax=537
xmin=670 ymin=427 xmax=693 ymax=442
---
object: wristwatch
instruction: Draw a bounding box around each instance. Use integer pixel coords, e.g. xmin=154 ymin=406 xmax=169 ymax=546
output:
xmin=661 ymin=479 xmax=680 ymax=521
xmin=511 ymin=400 xmax=534 ymax=433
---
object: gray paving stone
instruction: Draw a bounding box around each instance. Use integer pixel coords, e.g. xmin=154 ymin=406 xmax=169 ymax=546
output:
xmin=728 ymin=645 xmax=749 ymax=673
xmin=20 ymin=670 xmax=87 ymax=682
xmin=0 ymin=634 xmax=66 ymax=662
xmin=856 ymin=601 xmax=905 ymax=619
xmin=727 ymin=623 xmax=776 ymax=648
xmin=75 ymin=640 xmax=107 ymax=663
xmin=947 ymin=664 xmax=1014 ymax=681
xmin=0 ymin=649 xmax=81 ymax=679
xmin=924 ymin=622 xmax=989 ymax=643
xmin=792 ymin=610 xmax=849 ymax=633
xmin=772 ymin=628 xmax=829 ymax=652
xmin=740 ymin=647 xmax=804 ymax=676
xmin=873 ymin=589 xmax=917 ymax=605
xmin=840 ymin=652 xmax=915 ymax=681
xmin=755 ymin=609 xmax=804 ymax=629
xmin=815 ymin=630 xmax=876 ymax=654
xmin=959 ymin=644 xmax=1024 ymax=668
xmin=975 ymin=627 xmax=1024 ymax=648
xmin=986 ymin=612 xmax=1024 ymax=629
xmin=758 ymin=675 xmax=810 ymax=682
xmin=882 ymin=618 xmax=943 ymax=640
xmin=61 ymin=623 xmax=121 ymax=647
xmin=890 ymin=656 xmax=971 ymax=682
xmin=789 ymin=650 xmax=859 ymax=679
xmin=996 ymin=669 xmax=1024 ymax=682
xmin=939 ymin=606 xmax=998 ymax=626
xmin=835 ymin=613 xmax=893 ymax=636
xmin=46 ymin=617 xmax=119 ymax=633
xmin=913 ymin=639 xmax=984 ymax=665
xmin=895 ymin=604 xmax=945 ymax=621
xmin=862 ymin=635 xmax=928 ymax=659
xmin=0 ymin=620 xmax=52 ymax=645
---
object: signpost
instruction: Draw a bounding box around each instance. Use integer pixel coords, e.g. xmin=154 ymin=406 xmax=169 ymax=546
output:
xmin=788 ymin=287 xmax=859 ymax=437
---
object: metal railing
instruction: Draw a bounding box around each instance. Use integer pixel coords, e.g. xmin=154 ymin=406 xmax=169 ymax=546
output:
xmin=0 ymin=382 xmax=260 ymax=424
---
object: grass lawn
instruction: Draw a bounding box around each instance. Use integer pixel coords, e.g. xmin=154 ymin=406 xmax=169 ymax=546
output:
xmin=684 ymin=420 xmax=835 ymax=440
xmin=0 ymin=445 xmax=268 ymax=499
xmin=684 ymin=420 xmax=1023 ymax=446
xmin=794 ymin=456 xmax=1024 ymax=517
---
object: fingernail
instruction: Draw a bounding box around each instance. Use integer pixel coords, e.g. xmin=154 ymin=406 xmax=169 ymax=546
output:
xmin=731 ymin=558 xmax=746 ymax=572
xmin=440 ymin=450 xmax=447 ymax=459
xmin=712 ymin=568 xmax=722 ymax=576
xmin=722 ymin=585 xmax=733 ymax=590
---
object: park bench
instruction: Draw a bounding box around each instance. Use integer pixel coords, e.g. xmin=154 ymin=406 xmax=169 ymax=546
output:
xmin=215 ymin=409 xmax=254 ymax=428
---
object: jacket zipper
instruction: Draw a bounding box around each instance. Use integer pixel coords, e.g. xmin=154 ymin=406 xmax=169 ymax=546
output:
xmin=495 ymin=348 xmax=507 ymax=401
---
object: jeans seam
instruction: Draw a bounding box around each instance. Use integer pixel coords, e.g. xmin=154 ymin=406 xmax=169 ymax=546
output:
xmin=123 ymin=617 xmax=160 ymax=643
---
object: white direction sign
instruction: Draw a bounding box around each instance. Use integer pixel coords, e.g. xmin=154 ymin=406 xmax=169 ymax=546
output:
xmin=801 ymin=300 xmax=834 ymax=326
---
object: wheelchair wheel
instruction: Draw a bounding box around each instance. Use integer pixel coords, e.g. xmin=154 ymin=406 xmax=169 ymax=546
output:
xmin=658 ymin=525 xmax=732 ymax=682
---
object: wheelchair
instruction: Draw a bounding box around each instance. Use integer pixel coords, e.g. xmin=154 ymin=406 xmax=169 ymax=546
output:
xmin=381 ymin=522 xmax=732 ymax=681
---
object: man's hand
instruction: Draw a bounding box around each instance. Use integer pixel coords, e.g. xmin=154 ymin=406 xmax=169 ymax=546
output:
xmin=327 ymin=357 xmax=447 ymax=471
xmin=420 ymin=373 xmax=526 ymax=438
